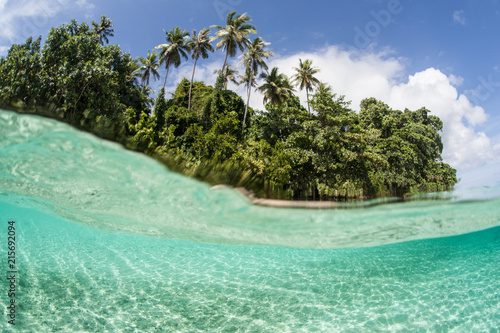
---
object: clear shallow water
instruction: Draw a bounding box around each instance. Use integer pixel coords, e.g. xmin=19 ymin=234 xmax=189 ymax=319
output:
xmin=1 ymin=109 xmax=500 ymax=331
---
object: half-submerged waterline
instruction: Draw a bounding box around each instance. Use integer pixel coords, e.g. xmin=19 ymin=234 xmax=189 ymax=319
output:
xmin=1 ymin=109 xmax=499 ymax=331
xmin=1 ymin=109 xmax=499 ymax=248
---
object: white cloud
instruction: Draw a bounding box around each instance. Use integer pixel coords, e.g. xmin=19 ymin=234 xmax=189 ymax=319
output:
xmin=265 ymin=47 xmax=405 ymax=110
xmin=75 ymin=0 xmax=95 ymax=18
xmin=0 ymin=0 xmax=95 ymax=49
xmin=75 ymin=0 xmax=94 ymax=10
xmin=311 ymin=32 xmax=325 ymax=39
xmin=387 ymin=68 xmax=491 ymax=169
xmin=0 ymin=45 xmax=9 ymax=55
xmin=448 ymin=74 xmax=464 ymax=86
xmin=162 ymin=59 xmax=223 ymax=95
xmin=1 ymin=0 xmax=63 ymax=40
xmin=453 ymin=10 xmax=466 ymax=25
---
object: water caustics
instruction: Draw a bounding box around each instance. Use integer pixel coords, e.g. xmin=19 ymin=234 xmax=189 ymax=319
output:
xmin=1 ymin=109 xmax=499 ymax=249
xmin=1 ymin=109 xmax=500 ymax=332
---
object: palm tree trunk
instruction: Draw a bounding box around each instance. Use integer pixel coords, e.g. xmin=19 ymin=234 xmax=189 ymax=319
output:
xmin=188 ymin=57 xmax=198 ymax=114
xmin=306 ymin=90 xmax=310 ymax=114
xmin=243 ymin=83 xmax=251 ymax=131
xmin=162 ymin=65 xmax=170 ymax=90
xmin=221 ymin=48 xmax=229 ymax=74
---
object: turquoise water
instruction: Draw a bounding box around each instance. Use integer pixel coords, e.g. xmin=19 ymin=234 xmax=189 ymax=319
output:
xmin=1 ymin=109 xmax=499 ymax=332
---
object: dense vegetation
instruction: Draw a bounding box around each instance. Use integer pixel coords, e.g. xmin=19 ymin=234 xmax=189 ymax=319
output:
xmin=0 ymin=14 xmax=457 ymax=200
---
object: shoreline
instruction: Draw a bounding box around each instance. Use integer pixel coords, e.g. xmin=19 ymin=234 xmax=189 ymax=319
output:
xmin=216 ymin=185 xmax=405 ymax=209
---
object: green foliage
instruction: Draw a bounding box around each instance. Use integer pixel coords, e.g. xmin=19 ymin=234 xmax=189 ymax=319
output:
xmin=358 ymin=97 xmax=456 ymax=196
xmin=155 ymin=27 xmax=190 ymax=89
xmin=153 ymin=88 xmax=167 ymax=133
xmin=0 ymin=19 xmax=146 ymax=130
xmin=257 ymin=67 xmax=295 ymax=107
xmin=91 ymin=15 xmax=114 ymax=45
xmin=0 ymin=36 xmax=43 ymax=106
xmin=186 ymin=28 xmax=214 ymax=113
xmin=291 ymin=58 xmax=320 ymax=113
xmin=134 ymin=50 xmax=160 ymax=86
xmin=239 ymin=37 xmax=273 ymax=129
xmin=0 ymin=17 xmax=458 ymax=201
xmin=211 ymin=11 xmax=257 ymax=73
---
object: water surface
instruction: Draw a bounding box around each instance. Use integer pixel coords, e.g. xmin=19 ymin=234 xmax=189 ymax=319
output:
xmin=1 ymin=110 xmax=499 ymax=332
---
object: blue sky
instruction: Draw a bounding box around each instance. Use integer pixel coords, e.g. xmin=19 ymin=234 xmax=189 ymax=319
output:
xmin=1 ymin=0 xmax=499 ymax=188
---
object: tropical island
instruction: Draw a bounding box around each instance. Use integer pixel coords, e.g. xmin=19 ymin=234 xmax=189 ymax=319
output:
xmin=0 ymin=13 xmax=457 ymax=200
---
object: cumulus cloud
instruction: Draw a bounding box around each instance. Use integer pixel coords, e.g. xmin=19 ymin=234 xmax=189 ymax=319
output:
xmin=160 ymin=60 xmax=223 ymax=96
xmin=0 ymin=0 xmax=95 ymax=53
xmin=387 ymin=68 xmax=492 ymax=169
xmin=75 ymin=0 xmax=94 ymax=9
xmin=453 ymin=10 xmax=466 ymax=25
xmin=1 ymin=0 xmax=64 ymax=40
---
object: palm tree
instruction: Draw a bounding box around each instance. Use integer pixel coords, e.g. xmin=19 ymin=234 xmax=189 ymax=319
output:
xmin=185 ymin=28 xmax=213 ymax=113
xmin=91 ymin=15 xmax=114 ymax=45
xmin=239 ymin=37 xmax=273 ymax=74
xmin=239 ymin=37 xmax=273 ymax=128
xmin=134 ymin=50 xmax=160 ymax=86
xmin=210 ymin=11 xmax=257 ymax=76
xmin=140 ymin=85 xmax=155 ymax=109
xmin=291 ymin=58 xmax=320 ymax=114
xmin=155 ymin=27 xmax=190 ymax=90
xmin=257 ymin=67 xmax=295 ymax=106
xmin=239 ymin=67 xmax=257 ymax=130
xmin=213 ymin=65 xmax=239 ymax=89
xmin=315 ymin=81 xmax=332 ymax=97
